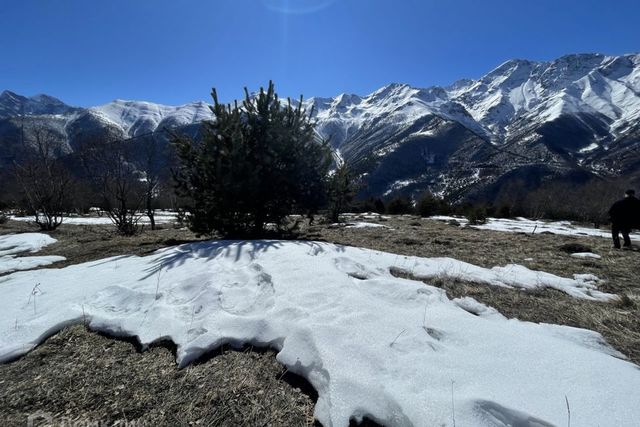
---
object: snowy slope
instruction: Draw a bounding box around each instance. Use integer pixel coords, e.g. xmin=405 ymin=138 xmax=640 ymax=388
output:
xmin=307 ymin=83 xmax=490 ymax=147
xmin=0 ymin=240 xmax=637 ymax=426
xmin=0 ymin=90 xmax=78 ymax=118
xmin=88 ymin=99 xmax=212 ymax=136
xmin=3 ymin=53 xmax=638 ymax=148
xmin=0 ymin=91 xmax=212 ymax=141
xmin=296 ymin=53 xmax=640 ymax=198
xmin=308 ymin=53 xmax=640 ymax=148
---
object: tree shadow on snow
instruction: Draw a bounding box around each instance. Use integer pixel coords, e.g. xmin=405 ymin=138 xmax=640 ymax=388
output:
xmin=140 ymin=240 xmax=344 ymax=280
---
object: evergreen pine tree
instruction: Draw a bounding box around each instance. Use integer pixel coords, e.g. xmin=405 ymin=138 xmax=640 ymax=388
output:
xmin=172 ymin=81 xmax=332 ymax=237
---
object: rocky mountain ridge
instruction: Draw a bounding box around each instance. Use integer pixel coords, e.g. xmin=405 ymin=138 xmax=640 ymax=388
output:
xmin=2 ymin=52 xmax=639 ymax=200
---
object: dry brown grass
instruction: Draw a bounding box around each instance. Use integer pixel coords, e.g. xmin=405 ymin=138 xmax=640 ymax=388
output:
xmin=1 ymin=215 xmax=639 ymax=425
xmin=0 ymin=326 xmax=316 ymax=427
xmin=0 ymin=220 xmax=207 ymax=274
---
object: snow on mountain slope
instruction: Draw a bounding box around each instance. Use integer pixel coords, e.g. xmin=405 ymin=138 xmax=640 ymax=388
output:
xmin=295 ymin=53 xmax=640 ymax=198
xmin=0 ymin=90 xmax=78 ymax=118
xmin=3 ymin=53 xmax=637 ymax=149
xmin=2 ymin=52 xmax=639 ymax=199
xmin=307 ymin=83 xmax=490 ymax=147
xmin=306 ymin=53 xmax=640 ymax=150
xmin=89 ymin=99 xmax=212 ymax=136
xmin=451 ymin=53 xmax=640 ymax=141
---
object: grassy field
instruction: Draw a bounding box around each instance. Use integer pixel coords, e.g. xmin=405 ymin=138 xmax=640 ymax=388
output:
xmin=0 ymin=215 xmax=638 ymax=426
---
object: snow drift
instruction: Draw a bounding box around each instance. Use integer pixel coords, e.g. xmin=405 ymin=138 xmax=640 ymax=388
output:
xmin=0 ymin=233 xmax=65 ymax=274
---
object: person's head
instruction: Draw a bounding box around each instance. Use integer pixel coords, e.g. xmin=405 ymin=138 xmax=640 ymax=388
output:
xmin=625 ymin=189 xmax=636 ymax=198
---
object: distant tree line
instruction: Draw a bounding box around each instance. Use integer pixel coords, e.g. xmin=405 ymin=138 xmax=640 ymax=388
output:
xmin=367 ymin=177 xmax=629 ymax=226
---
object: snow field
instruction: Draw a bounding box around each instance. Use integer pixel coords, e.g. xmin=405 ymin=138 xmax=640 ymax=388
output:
xmin=1 ymin=240 xmax=637 ymax=426
xmin=0 ymin=233 xmax=65 ymax=274
xmin=10 ymin=211 xmax=178 ymax=226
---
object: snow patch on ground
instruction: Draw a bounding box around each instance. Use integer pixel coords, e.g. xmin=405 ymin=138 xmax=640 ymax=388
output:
xmin=571 ymin=252 xmax=602 ymax=259
xmin=10 ymin=212 xmax=177 ymax=226
xmin=340 ymin=213 xmax=390 ymax=221
xmin=429 ymin=215 xmax=640 ymax=239
xmin=342 ymin=222 xmax=390 ymax=229
xmin=0 ymin=233 xmax=65 ymax=274
xmin=0 ymin=233 xmax=57 ymax=255
xmin=398 ymin=258 xmax=613 ymax=301
xmin=1 ymin=241 xmax=634 ymax=426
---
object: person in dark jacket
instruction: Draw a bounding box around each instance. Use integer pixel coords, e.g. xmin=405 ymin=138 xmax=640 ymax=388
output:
xmin=609 ymin=189 xmax=640 ymax=249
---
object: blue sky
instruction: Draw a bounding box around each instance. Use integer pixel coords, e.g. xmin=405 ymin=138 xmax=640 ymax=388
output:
xmin=1 ymin=0 xmax=638 ymax=106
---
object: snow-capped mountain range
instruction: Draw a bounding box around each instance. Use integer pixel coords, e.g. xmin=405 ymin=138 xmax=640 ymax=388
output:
xmin=307 ymin=53 xmax=640 ymax=198
xmin=2 ymin=52 xmax=639 ymax=200
xmin=0 ymin=91 xmax=211 ymax=137
xmin=310 ymin=53 xmax=640 ymax=145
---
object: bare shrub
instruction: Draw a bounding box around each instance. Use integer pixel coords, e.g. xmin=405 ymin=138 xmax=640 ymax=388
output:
xmin=13 ymin=121 xmax=73 ymax=230
xmin=78 ymin=135 xmax=146 ymax=235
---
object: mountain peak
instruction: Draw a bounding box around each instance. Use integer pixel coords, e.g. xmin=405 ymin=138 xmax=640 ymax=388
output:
xmin=1 ymin=89 xmax=18 ymax=97
xmin=485 ymin=58 xmax=538 ymax=81
xmin=0 ymin=90 xmax=76 ymax=118
xmin=375 ymin=82 xmax=410 ymax=93
xmin=555 ymin=52 xmax=605 ymax=62
xmin=331 ymin=93 xmax=362 ymax=110
xmin=367 ymin=83 xmax=412 ymax=102
xmin=306 ymin=52 xmax=640 ymax=149
xmin=0 ymin=90 xmax=24 ymax=103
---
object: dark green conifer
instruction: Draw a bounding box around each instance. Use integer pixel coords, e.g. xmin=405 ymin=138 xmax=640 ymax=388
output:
xmin=172 ymin=81 xmax=332 ymax=237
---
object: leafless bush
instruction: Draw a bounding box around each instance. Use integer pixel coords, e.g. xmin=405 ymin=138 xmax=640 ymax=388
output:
xmin=78 ymin=135 xmax=146 ymax=235
xmin=13 ymin=122 xmax=73 ymax=230
xmin=133 ymin=135 xmax=171 ymax=230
